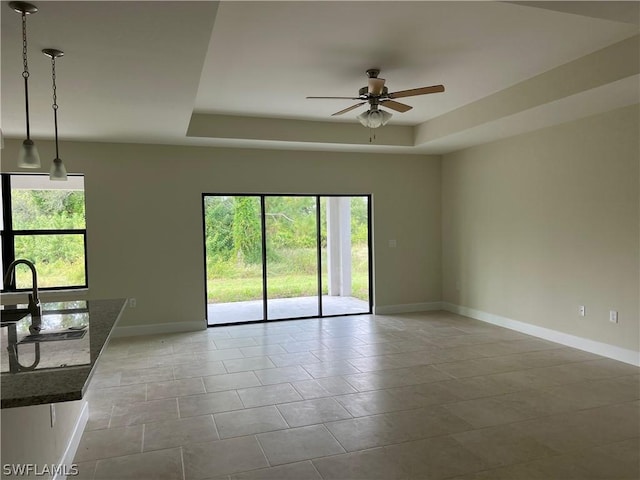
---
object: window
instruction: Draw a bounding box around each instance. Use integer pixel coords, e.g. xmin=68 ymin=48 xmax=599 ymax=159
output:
xmin=1 ymin=174 xmax=87 ymax=291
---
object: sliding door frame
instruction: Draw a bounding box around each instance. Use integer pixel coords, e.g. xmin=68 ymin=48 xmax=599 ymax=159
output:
xmin=202 ymin=193 xmax=373 ymax=327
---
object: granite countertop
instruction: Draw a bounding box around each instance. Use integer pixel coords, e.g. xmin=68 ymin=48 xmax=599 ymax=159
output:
xmin=0 ymin=299 xmax=126 ymax=408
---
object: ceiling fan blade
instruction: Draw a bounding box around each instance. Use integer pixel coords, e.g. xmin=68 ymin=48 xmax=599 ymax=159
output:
xmin=380 ymin=99 xmax=413 ymax=113
xmin=307 ymin=96 xmax=362 ymax=100
xmin=388 ymin=84 xmax=445 ymax=99
xmin=368 ymin=77 xmax=386 ymax=96
xmin=331 ymin=102 xmax=367 ymax=116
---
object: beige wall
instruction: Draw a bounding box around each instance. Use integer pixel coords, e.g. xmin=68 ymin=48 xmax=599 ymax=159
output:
xmin=1 ymin=144 xmax=442 ymax=327
xmin=2 ymin=105 xmax=637 ymax=353
xmin=442 ymin=105 xmax=639 ymax=351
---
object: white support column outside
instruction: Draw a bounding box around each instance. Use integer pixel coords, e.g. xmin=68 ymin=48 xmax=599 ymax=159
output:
xmin=326 ymin=197 xmax=352 ymax=297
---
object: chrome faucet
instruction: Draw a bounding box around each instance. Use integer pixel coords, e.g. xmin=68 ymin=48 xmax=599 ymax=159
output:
xmin=3 ymin=259 xmax=41 ymax=318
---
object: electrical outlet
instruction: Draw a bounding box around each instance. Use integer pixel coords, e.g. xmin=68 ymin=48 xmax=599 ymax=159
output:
xmin=388 ymin=239 xmax=397 ymax=248
xmin=609 ymin=310 xmax=618 ymax=324
xmin=579 ymin=305 xmax=585 ymax=317
xmin=50 ymin=404 xmax=56 ymax=428
xmin=129 ymin=298 xmax=137 ymax=308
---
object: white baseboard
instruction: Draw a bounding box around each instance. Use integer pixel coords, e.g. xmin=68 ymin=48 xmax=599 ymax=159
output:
xmin=112 ymin=320 xmax=206 ymax=338
xmin=442 ymin=302 xmax=640 ymax=367
xmin=54 ymin=400 xmax=88 ymax=480
xmin=374 ymin=302 xmax=443 ymax=315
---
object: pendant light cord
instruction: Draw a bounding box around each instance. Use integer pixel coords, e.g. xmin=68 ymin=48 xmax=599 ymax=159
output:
xmin=50 ymin=55 xmax=60 ymax=159
xmin=21 ymin=11 xmax=32 ymax=140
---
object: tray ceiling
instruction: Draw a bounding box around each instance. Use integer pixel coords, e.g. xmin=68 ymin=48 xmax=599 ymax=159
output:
xmin=1 ymin=1 xmax=638 ymax=154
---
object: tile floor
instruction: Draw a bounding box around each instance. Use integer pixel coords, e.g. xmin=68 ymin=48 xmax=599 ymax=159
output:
xmin=73 ymin=311 xmax=639 ymax=479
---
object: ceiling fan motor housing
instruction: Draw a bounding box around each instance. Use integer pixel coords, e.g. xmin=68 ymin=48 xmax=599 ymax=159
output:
xmin=359 ymin=86 xmax=388 ymax=98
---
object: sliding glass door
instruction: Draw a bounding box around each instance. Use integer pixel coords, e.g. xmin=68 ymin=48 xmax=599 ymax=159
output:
xmin=203 ymin=194 xmax=371 ymax=326
xmin=321 ymin=196 xmax=371 ymax=316
xmin=265 ymin=196 xmax=320 ymax=320
xmin=203 ymin=196 xmax=265 ymax=323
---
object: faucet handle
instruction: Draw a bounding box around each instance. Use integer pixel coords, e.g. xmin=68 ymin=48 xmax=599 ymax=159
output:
xmin=27 ymin=293 xmax=42 ymax=317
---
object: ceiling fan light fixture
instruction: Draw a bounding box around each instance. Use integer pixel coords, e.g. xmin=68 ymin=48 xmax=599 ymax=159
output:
xmin=357 ymin=109 xmax=392 ymax=129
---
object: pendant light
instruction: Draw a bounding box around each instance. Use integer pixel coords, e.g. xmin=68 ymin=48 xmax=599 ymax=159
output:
xmin=43 ymin=48 xmax=67 ymax=181
xmin=9 ymin=1 xmax=40 ymax=168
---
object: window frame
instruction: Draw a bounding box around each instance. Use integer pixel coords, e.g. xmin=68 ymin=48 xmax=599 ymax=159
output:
xmin=1 ymin=173 xmax=88 ymax=292
xmin=201 ymin=193 xmax=373 ymax=327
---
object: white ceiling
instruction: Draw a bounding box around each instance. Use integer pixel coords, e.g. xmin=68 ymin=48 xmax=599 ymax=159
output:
xmin=1 ymin=1 xmax=638 ymax=154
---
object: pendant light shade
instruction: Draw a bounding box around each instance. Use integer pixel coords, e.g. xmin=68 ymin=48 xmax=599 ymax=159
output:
xmin=10 ymin=1 xmax=41 ymax=168
xmin=17 ymin=143 xmax=42 ymax=167
xmin=50 ymin=157 xmax=67 ymax=180
xmin=43 ymin=48 xmax=67 ymax=181
xmin=19 ymin=139 xmax=40 ymax=167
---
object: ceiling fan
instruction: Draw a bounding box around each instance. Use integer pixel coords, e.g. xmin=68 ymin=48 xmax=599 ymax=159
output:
xmin=307 ymin=69 xmax=445 ymax=128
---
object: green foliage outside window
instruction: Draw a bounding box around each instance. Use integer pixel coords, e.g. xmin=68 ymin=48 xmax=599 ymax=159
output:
xmin=12 ymin=190 xmax=85 ymax=230
xmin=232 ymin=196 xmax=262 ymax=264
xmin=204 ymin=196 xmax=369 ymax=303
xmin=7 ymin=189 xmax=86 ymax=289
